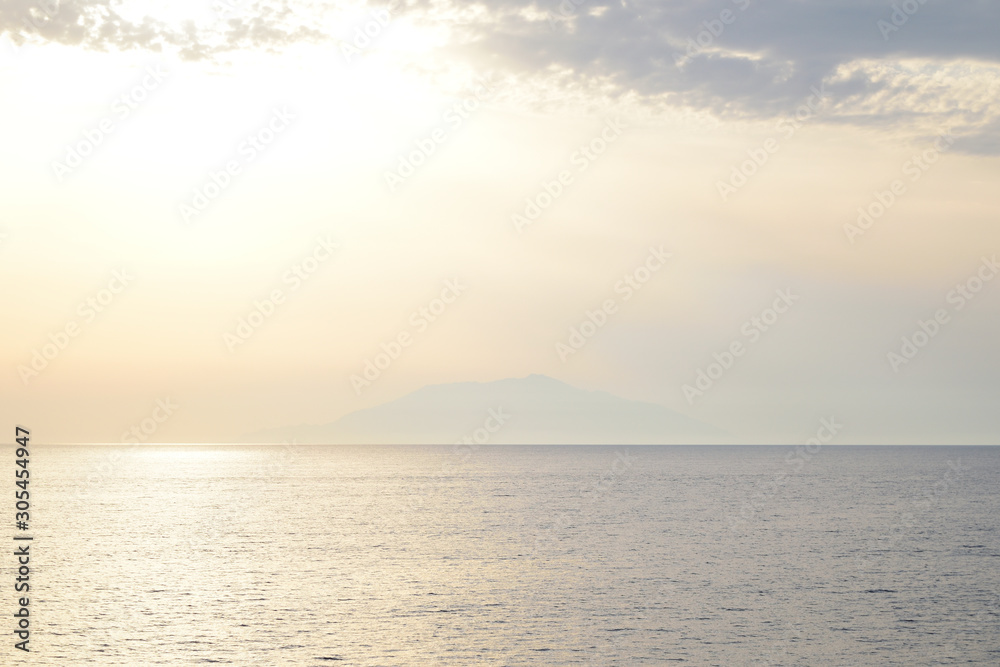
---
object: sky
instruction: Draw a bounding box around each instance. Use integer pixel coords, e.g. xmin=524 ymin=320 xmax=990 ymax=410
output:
xmin=1 ymin=0 xmax=998 ymax=444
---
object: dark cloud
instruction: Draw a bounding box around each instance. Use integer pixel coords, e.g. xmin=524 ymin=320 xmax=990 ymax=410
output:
xmin=423 ymin=0 xmax=1000 ymax=112
xmin=416 ymin=0 xmax=1000 ymax=150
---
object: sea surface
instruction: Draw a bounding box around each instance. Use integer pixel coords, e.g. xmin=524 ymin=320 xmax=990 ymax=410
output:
xmin=9 ymin=445 xmax=1000 ymax=665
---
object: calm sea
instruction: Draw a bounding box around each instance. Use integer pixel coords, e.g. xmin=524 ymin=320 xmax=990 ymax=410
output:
xmin=9 ymin=445 xmax=999 ymax=665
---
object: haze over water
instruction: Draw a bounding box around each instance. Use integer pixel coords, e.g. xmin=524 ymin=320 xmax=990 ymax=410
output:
xmin=4 ymin=1 xmax=1000 ymax=664
xmin=16 ymin=444 xmax=999 ymax=665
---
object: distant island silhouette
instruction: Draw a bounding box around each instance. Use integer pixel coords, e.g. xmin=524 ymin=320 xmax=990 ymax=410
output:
xmin=243 ymin=374 xmax=730 ymax=444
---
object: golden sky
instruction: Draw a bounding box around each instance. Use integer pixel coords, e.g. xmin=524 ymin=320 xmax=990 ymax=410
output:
xmin=2 ymin=0 xmax=999 ymax=443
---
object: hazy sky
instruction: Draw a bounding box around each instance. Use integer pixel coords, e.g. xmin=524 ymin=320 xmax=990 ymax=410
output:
xmin=2 ymin=0 xmax=998 ymax=444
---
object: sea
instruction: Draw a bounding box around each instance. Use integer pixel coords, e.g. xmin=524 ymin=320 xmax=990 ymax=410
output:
xmin=10 ymin=445 xmax=999 ymax=665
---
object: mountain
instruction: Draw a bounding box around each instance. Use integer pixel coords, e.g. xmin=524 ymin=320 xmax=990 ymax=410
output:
xmin=242 ymin=375 xmax=730 ymax=444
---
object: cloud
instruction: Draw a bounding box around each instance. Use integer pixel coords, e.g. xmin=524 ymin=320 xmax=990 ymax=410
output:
xmin=4 ymin=0 xmax=1000 ymax=150
xmin=1 ymin=0 xmax=335 ymax=59
xmin=425 ymin=2 xmax=1000 ymax=129
xmin=407 ymin=0 xmax=1000 ymax=149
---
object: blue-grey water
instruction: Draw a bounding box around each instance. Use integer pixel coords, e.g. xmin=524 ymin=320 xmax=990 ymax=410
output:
xmin=10 ymin=445 xmax=999 ymax=665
